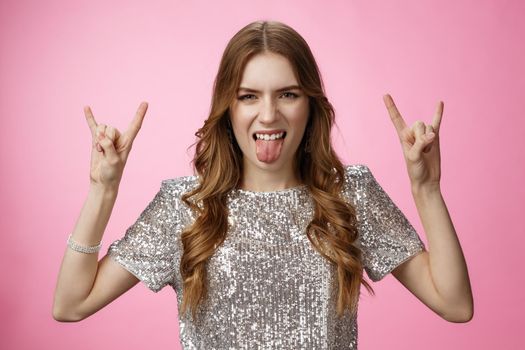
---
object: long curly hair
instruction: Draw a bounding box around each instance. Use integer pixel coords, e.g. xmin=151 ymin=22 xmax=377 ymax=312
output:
xmin=179 ymin=20 xmax=374 ymax=321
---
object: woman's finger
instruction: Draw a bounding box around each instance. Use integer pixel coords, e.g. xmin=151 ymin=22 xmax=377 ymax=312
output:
xmin=432 ymin=101 xmax=444 ymax=133
xmin=383 ymin=94 xmax=408 ymax=140
xmin=84 ymin=106 xmax=98 ymax=138
xmin=106 ymin=126 xmax=116 ymax=143
xmin=423 ymin=125 xmax=434 ymax=153
xmin=112 ymin=127 xmax=121 ymax=142
xmin=408 ymin=121 xmax=430 ymax=161
xmin=412 ymin=120 xmax=425 ymax=140
xmin=95 ymin=124 xmax=107 ymax=152
xmin=125 ymin=102 xmax=148 ymax=142
xmin=98 ymin=134 xmax=119 ymax=161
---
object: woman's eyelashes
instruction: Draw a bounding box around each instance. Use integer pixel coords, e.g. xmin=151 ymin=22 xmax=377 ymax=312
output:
xmin=238 ymin=94 xmax=256 ymax=101
xmin=282 ymin=92 xmax=299 ymax=99
xmin=237 ymin=92 xmax=299 ymax=101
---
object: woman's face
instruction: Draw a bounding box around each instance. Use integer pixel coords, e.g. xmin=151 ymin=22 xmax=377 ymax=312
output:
xmin=229 ymin=52 xmax=310 ymax=176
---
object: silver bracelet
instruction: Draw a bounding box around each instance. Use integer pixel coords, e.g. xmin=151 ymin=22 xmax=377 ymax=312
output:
xmin=67 ymin=234 xmax=102 ymax=254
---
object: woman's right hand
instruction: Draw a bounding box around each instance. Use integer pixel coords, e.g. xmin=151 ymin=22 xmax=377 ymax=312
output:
xmin=84 ymin=102 xmax=149 ymax=191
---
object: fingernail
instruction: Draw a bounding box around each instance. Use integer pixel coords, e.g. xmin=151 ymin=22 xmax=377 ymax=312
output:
xmin=427 ymin=133 xmax=435 ymax=139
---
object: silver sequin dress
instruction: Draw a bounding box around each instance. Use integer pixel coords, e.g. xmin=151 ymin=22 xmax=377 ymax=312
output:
xmin=107 ymin=164 xmax=426 ymax=349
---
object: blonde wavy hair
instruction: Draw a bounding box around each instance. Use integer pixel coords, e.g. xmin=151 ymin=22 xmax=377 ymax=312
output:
xmin=180 ymin=20 xmax=374 ymax=320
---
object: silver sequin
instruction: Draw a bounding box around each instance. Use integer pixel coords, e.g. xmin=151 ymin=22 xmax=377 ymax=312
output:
xmin=107 ymin=164 xmax=426 ymax=349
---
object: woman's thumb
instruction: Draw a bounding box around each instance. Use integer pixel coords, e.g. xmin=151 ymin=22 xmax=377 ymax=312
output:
xmin=97 ymin=134 xmax=119 ymax=161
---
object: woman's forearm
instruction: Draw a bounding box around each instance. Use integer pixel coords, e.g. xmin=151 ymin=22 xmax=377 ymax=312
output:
xmin=52 ymin=185 xmax=118 ymax=320
xmin=411 ymin=184 xmax=473 ymax=319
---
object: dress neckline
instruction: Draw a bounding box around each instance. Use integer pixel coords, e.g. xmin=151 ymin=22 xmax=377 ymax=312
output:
xmin=231 ymin=184 xmax=309 ymax=196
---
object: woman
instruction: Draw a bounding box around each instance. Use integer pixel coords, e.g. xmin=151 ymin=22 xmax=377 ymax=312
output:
xmin=53 ymin=20 xmax=473 ymax=349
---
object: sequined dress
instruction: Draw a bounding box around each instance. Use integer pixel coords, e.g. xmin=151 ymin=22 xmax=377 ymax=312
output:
xmin=107 ymin=164 xmax=426 ymax=349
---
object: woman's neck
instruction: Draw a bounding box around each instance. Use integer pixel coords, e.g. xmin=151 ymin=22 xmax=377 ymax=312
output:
xmin=239 ymin=163 xmax=302 ymax=192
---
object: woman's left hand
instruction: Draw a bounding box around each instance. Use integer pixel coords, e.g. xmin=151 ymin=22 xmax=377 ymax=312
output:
xmin=383 ymin=94 xmax=443 ymax=191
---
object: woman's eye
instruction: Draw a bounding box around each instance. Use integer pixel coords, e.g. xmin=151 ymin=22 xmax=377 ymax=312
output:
xmin=281 ymin=92 xmax=298 ymax=99
xmin=238 ymin=94 xmax=256 ymax=101
xmin=237 ymin=92 xmax=299 ymax=101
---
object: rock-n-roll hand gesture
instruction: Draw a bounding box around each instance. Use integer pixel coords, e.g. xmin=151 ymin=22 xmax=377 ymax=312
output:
xmin=383 ymin=94 xmax=443 ymax=192
xmin=382 ymin=95 xmax=474 ymax=321
xmin=84 ymin=102 xmax=148 ymax=190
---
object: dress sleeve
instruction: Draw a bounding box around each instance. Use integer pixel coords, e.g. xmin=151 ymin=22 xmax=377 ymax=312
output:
xmin=106 ymin=181 xmax=178 ymax=292
xmin=346 ymin=164 xmax=426 ymax=282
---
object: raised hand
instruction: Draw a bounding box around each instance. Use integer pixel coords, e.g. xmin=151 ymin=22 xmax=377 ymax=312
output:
xmin=383 ymin=94 xmax=443 ymax=191
xmin=84 ymin=102 xmax=148 ymax=190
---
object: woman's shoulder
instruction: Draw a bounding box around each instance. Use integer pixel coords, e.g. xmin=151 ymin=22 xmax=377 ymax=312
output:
xmin=340 ymin=163 xmax=375 ymax=202
xmin=342 ymin=163 xmax=373 ymax=181
xmin=160 ymin=174 xmax=200 ymax=197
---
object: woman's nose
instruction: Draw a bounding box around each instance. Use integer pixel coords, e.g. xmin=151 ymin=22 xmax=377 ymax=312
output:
xmin=258 ymin=98 xmax=280 ymax=124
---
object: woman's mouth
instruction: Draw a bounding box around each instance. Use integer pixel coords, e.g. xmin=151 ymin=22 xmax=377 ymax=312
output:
xmin=252 ymin=131 xmax=286 ymax=141
xmin=252 ymin=131 xmax=287 ymax=163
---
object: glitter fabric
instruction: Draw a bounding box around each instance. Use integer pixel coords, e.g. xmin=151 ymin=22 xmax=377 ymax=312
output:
xmin=107 ymin=164 xmax=426 ymax=349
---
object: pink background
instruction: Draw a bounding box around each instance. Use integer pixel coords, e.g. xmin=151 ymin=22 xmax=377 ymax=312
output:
xmin=1 ymin=0 xmax=523 ymax=349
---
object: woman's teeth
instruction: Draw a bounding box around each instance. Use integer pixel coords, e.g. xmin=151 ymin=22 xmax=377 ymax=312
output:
xmin=253 ymin=132 xmax=285 ymax=141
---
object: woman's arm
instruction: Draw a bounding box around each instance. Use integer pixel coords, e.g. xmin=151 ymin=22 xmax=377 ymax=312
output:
xmin=392 ymin=184 xmax=473 ymax=322
xmin=382 ymin=94 xmax=473 ymax=322
xmin=52 ymin=186 xmax=139 ymax=322
xmin=53 ymin=103 xmax=149 ymax=321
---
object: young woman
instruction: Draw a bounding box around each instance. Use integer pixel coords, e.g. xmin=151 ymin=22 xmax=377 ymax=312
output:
xmin=53 ymin=20 xmax=473 ymax=349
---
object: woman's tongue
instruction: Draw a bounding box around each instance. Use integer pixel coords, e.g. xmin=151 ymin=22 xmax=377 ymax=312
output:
xmin=255 ymin=137 xmax=284 ymax=163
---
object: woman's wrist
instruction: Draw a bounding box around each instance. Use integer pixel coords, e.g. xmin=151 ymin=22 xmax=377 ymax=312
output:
xmin=411 ymin=181 xmax=441 ymax=197
xmin=89 ymin=183 xmax=119 ymax=198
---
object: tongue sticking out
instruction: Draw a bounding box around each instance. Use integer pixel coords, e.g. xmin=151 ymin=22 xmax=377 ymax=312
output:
xmin=255 ymin=138 xmax=284 ymax=163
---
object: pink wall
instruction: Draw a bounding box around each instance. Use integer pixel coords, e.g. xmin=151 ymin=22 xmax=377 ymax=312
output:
xmin=2 ymin=0 xmax=523 ymax=348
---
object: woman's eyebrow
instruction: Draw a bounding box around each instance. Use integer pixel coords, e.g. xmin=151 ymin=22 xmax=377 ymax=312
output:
xmin=237 ymin=85 xmax=302 ymax=93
